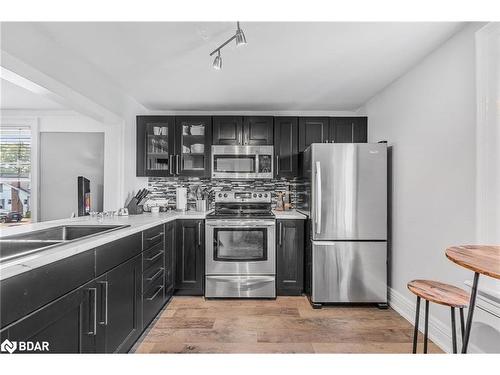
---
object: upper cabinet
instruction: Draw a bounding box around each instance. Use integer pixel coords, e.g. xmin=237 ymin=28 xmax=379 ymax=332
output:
xmin=175 ymin=116 xmax=212 ymax=177
xmin=330 ymin=117 xmax=367 ymax=143
xmin=274 ymin=117 xmax=298 ymax=178
xmin=137 ymin=116 xmax=211 ymax=177
xmin=136 ymin=116 xmax=176 ymax=177
xmin=213 ymin=116 xmax=273 ymax=145
xmin=298 ymin=117 xmax=329 ymax=152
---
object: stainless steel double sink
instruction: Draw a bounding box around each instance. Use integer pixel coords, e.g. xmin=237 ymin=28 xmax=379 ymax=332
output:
xmin=0 ymin=225 xmax=130 ymax=263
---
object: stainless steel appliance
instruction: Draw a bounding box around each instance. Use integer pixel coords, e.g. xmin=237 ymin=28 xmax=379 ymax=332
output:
xmin=205 ymin=190 xmax=276 ymax=298
xmin=300 ymin=143 xmax=387 ymax=307
xmin=211 ymin=145 xmax=274 ymax=179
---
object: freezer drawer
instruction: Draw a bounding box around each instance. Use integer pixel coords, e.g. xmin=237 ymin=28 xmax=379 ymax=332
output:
xmin=205 ymin=275 xmax=276 ymax=298
xmin=311 ymin=241 xmax=387 ymax=303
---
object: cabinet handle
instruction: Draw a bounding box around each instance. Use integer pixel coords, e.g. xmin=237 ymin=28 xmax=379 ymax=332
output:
xmin=147 ymin=267 xmax=164 ymax=281
xmin=98 ymin=281 xmax=108 ymax=326
xmin=245 ymin=133 xmax=249 ymax=145
xmin=198 ymin=221 xmax=202 ymax=246
xmin=146 ymin=250 xmax=164 ymax=262
xmin=147 ymin=285 xmax=164 ymax=301
xmin=146 ymin=232 xmax=164 ymax=242
xmin=87 ymin=287 xmax=97 ymax=335
xmin=169 ymin=155 xmax=174 ymax=174
xmin=275 ymin=155 xmax=279 ymax=174
xmin=279 ymin=221 xmax=283 ymax=246
xmin=176 ymin=154 xmax=180 ymax=174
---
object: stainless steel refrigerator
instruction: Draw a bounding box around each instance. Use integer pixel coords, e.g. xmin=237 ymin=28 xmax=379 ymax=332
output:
xmin=300 ymin=143 xmax=387 ymax=307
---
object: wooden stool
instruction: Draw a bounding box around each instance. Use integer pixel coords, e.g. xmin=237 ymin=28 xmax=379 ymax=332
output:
xmin=407 ymin=280 xmax=469 ymax=353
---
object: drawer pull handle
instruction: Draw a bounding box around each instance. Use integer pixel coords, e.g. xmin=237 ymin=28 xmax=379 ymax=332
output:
xmin=98 ymin=281 xmax=109 ymax=326
xmin=147 ymin=267 xmax=164 ymax=281
xmin=146 ymin=232 xmax=164 ymax=242
xmin=145 ymin=250 xmax=164 ymax=261
xmin=147 ymin=285 xmax=164 ymax=301
xmin=87 ymin=287 xmax=97 ymax=335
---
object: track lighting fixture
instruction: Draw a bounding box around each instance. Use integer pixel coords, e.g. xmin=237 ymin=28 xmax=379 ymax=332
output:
xmin=210 ymin=22 xmax=247 ymax=70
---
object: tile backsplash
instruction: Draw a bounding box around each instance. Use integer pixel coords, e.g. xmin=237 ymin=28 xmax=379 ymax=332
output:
xmin=146 ymin=177 xmax=301 ymax=211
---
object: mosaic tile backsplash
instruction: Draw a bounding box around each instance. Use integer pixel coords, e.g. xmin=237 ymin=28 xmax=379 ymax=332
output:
xmin=146 ymin=177 xmax=301 ymax=211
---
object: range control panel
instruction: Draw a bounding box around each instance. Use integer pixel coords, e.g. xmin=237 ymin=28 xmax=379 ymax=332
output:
xmin=214 ymin=190 xmax=271 ymax=203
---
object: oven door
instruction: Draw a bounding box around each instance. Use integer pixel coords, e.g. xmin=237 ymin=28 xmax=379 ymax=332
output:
xmin=211 ymin=145 xmax=273 ymax=179
xmin=206 ymin=220 xmax=276 ymax=275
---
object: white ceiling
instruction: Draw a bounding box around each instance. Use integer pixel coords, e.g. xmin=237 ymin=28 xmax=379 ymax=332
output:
xmin=1 ymin=78 xmax=65 ymax=110
xmin=32 ymin=22 xmax=465 ymax=111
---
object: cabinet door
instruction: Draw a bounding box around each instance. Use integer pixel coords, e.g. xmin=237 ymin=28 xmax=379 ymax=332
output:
xmin=164 ymin=221 xmax=175 ymax=300
xmin=175 ymin=116 xmax=212 ymax=177
xmin=276 ymin=220 xmax=305 ymax=296
xmin=136 ymin=116 xmax=176 ymax=177
xmin=330 ymin=117 xmax=368 ymax=143
xmin=101 ymin=254 xmax=142 ymax=353
xmin=274 ymin=117 xmax=298 ymax=178
xmin=212 ymin=116 xmax=243 ymax=145
xmin=298 ymin=117 xmax=329 ymax=152
xmin=243 ymin=116 xmax=274 ymax=145
xmin=0 ymin=280 xmax=96 ymax=353
xmin=175 ymin=219 xmax=205 ymax=295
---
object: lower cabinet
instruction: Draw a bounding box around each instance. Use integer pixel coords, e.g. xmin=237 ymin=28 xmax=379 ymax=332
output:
xmin=0 ymin=280 xmax=93 ymax=353
xmin=276 ymin=219 xmax=305 ymax=296
xmin=164 ymin=221 xmax=175 ymax=299
xmin=174 ymin=219 xmax=205 ymax=295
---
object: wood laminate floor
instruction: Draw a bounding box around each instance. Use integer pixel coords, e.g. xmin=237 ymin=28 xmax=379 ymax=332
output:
xmin=133 ymin=296 xmax=443 ymax=354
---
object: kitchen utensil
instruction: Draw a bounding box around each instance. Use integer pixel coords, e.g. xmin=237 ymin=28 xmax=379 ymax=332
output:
xmin=191 ymin=143 xmax=204 ymax=153
xmin=195 ymin=199 xmax=208 ymax=212
xmin=153 ymin=127 xmax=161 ymax=135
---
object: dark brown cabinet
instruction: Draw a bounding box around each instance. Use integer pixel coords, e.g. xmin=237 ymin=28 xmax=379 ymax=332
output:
xmin=298 ymin=117 xmax=330 ymax=152
xmin=0 ymin=280 xmax=94 ymax=353
xmin=213 ymin=116 xmax=273 ymax=145
xmin=330 ymin=117 xmax=367 ymax=143
xmin=175 ymin=219 xmax=205 ymax=295
xmin=137 ymin=116 xmax=211 ymax=177
xmin=274 ymin=117 xmax=298 ymax=178
xmin=276 ymin=219 xmax=305 ymax=296
xmin=136 ymin=116 xmax=176 ymax=177
xmin=175 ymin=116 xmax=212 ymax=177
xmin=164 ymin=221 xmax=175 ymax=300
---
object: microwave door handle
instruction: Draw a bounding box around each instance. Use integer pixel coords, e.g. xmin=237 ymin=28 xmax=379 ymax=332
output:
xmin=315 ymin=161 xmax=322 ymax=234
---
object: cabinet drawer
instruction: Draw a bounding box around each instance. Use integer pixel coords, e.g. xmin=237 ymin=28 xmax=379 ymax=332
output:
xmin=143 ymin=261 xmax=164 ymax=292
xmin=143 ymin=242 xmax=164 ymax=271
xmin=143 ymin=283 xmax=165 ymax=326
xmin=143 ymin=225 xmax=164 ymax=250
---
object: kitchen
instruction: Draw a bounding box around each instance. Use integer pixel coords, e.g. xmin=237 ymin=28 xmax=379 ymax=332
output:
xmin=0 ymin=4 xmax=499 ymax=374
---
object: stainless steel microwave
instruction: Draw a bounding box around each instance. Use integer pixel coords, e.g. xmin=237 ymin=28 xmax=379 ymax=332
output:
xmin=211 ymin=145 xmax=274 ymax=179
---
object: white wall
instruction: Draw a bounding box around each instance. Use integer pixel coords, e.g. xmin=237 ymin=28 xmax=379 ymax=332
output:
xmin=361 ymin=23 xmax=499 ymax=352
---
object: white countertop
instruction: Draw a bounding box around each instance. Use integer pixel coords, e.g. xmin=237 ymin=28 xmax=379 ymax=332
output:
xmin=272 ymin=209 xmax=307 ymax=219
xmin=0 ymin=210 xmax=211 ymax=281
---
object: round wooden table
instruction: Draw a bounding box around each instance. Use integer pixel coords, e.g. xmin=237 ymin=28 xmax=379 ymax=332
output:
xmin=445 ymin=245 xmax=500 ymax=353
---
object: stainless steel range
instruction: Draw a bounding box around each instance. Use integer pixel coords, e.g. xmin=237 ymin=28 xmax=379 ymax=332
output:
xmin=205 ymin=190 xmax=276 ymax=298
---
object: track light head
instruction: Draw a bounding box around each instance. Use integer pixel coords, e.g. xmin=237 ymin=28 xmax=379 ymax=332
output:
xmin=235 ymin=23 xmax=247 ymax=47
xmin=213 ymin=50 xmax=222 ymax=70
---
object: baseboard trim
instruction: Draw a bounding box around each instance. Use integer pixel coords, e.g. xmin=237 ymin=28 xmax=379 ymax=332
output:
xmin=388 ymin=287 xmax=482 ymax=353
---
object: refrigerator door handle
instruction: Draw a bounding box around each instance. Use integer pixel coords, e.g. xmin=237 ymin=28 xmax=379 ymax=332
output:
xmin=315 ymin=161 xmax=322 ymax=234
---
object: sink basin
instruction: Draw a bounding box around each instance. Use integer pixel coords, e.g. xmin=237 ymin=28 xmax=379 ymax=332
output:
xmin=0 ymin=225 xmax=130 ymax=263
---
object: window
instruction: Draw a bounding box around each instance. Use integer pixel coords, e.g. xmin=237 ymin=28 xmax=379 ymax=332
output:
xmin=0 ymin=126 xmax=32 ymax=225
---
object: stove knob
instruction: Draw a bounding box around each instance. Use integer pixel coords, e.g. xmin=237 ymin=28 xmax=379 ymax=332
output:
xmin=223 ymin=193 xmax=228 ymax=198
xmin=218 ymin=193 xmax=222 ymax=197
xmin=258 ymin=193 xmax=262 ymax=198
xmin=264 ymin=193 xmax=268 ymax=198
xmin=253 ymin=193 xmax=257 ymax=198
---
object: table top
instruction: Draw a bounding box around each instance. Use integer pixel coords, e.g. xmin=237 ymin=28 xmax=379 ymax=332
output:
xmin=446 ymin=245 xmax=500 ymax=279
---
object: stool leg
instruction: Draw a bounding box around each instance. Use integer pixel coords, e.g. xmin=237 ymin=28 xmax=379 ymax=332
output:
xmin=451 ymin=307 xmax=457 ymax=353
xmin=424 ymin=300 xmax=429 ymax=354
xmin=412 ymin=296 xmax=421 ymax=354
xmin=459 ymin=308 xmax=465 ymax=344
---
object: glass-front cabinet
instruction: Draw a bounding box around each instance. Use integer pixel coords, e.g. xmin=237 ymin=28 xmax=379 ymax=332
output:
xmin=137 ymin=116 xmax=211 ymax=177
xmin=175 ymin=116 xmax=212 ymax=177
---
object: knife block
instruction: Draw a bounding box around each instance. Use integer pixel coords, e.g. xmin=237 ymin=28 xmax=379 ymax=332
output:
xmin=126 ymin=197 xmax=143 ymax=215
